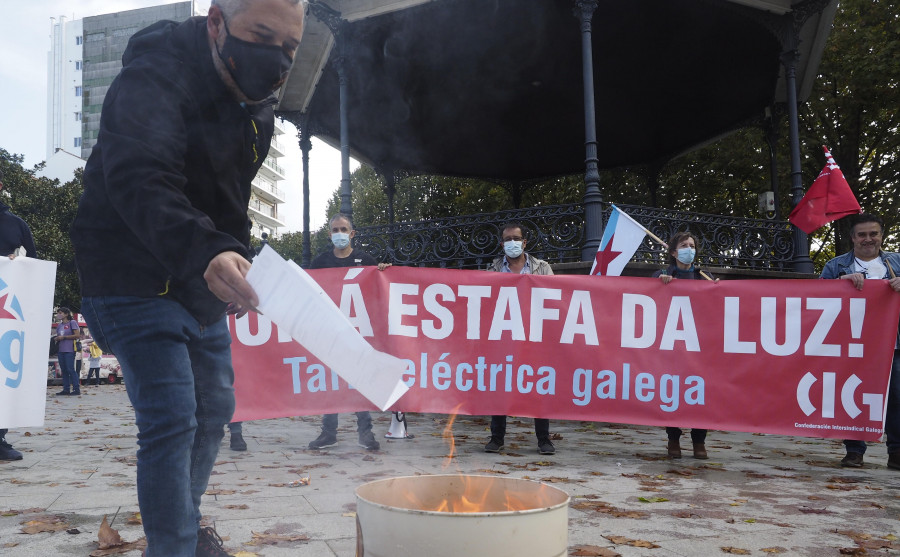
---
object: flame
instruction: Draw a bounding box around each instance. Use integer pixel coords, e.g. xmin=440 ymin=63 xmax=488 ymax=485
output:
xmin=399 ymin=406 xmax=539 ymax=513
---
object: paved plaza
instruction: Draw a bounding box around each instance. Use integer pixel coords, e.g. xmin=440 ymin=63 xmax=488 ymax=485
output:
xmin=1 ymin=385 xmax=899 ymax=556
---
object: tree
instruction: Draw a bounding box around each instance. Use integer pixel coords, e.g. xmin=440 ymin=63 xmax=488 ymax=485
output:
xmin=1 ymin=149 xmax=83 ymax=312
xmin=799 ymin=0 xmax=900 ymax=259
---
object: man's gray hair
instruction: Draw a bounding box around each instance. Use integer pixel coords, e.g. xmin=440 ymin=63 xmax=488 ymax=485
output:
xmin=211 ymin=0 xmax=306 ymax=18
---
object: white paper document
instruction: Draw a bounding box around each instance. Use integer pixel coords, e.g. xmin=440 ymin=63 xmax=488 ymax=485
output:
xmin=246 ymin=246 xmax=409 ymax=411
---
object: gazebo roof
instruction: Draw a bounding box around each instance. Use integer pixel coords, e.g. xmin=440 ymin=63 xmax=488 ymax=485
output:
xmin=277 ymin=0 xmax=837 ymax=181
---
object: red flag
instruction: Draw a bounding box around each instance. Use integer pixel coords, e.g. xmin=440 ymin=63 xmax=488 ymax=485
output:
xmin=789 ymin=146 xmax=861 ymax=234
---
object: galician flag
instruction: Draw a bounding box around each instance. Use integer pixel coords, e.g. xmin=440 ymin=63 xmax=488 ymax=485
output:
xmin=789 ymin=146 xmax=861 ymax=234
xmin=590 ymin=205 xmax=647 ymax=276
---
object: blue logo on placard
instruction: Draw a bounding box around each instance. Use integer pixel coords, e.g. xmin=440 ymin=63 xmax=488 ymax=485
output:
xmin=0 ymin=276 xmax=26 ymax=388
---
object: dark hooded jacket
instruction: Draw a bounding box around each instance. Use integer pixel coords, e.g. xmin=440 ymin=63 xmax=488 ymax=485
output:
xmin=71 ymin=16 xmax=273 ymax=324
xmin=0 ymin=202 xmax=37 ymax=258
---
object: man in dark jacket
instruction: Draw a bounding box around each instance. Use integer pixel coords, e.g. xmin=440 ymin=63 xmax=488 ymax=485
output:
xmin=0 ymin=169 xmax=36 ymax=462
xmin=70 ymin=1 xmax=306 ymax=555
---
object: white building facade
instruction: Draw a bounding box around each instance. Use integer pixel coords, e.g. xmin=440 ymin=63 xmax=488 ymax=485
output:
xmin=46 ymin=16 xmax=84 ymax=160
xmin=46 ymin=2 xmax=291 ymax=239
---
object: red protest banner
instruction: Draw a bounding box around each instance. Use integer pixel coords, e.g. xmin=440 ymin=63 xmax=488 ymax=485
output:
xmin=231 ymin=267 xmax=900 ymax=441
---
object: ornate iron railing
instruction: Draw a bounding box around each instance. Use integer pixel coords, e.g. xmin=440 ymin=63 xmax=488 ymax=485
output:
xmin=354 ymin=203 xmax=793 ymax=271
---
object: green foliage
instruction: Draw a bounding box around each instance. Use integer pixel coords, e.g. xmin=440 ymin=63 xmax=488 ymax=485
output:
xmin=1 ymin=148 xmax=83 ymax=312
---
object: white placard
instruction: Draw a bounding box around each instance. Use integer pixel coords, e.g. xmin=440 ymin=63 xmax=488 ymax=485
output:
xmin=0 ymin=257 xmax=57 ymax=428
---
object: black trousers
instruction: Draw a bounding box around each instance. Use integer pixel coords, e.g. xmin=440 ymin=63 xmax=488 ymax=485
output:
xmin=490 ymin=415 xmax=549 ymax=440
xmin=666 ymin=427 xmax=707 ymax=443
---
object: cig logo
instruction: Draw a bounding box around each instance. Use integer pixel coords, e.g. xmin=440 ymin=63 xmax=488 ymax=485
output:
xmin=796 ymin=372 xmax=883 ymax=421
xmin=0 ymin=276 xmax=26 ymax=389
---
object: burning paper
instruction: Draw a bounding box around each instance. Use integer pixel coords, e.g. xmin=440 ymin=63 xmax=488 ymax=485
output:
xmin=246 ymin=246 xmax=409 ymax=411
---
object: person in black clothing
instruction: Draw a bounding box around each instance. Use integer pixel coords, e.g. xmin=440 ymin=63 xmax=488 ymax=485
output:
xmin=653 ymin=230 xmax=712 ymax=460
xmin=0 ymin=169 xmax=36 ymax=462
xmin=69 ymin=1 xmax=307 ymax=555
xmin=307 ymin=213 xmax=390 ymax=451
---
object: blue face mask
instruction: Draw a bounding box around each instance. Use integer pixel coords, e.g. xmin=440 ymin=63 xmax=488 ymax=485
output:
xmin=504 ymin=240 xmax=524 ymax=259
xmin=676 ymin=247 xmax=696 ymax=265
xmin=331 ymin=232 xmax=350 ymax=249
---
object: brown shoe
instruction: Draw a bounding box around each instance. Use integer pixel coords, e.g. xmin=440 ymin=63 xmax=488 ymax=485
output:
xmin=840 ymin=452 xmax=864 ymax=468
xmin=667 ymin=439 xmax=682 ymax=459
xmin=692 ymin=443 xmax=709 ymax=460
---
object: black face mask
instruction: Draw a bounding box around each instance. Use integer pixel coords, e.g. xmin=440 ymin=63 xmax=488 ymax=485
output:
xmin=216 ymin=17 xmax=293 ymax=101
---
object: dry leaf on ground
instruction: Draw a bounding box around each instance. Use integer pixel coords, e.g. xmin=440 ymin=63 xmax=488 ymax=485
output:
xmin=720 ymin=547 xmax=752 ymax=554
xmin=244 ymin=531 xmax=310 ymax=546
xmin=570 ymin=545 xmax=621 ymax=556
xmin=20 ymin=514 xmax=71 ymax=534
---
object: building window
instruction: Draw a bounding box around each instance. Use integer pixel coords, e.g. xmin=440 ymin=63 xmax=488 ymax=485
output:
xmin=74 ymin=137 xmax=82 ymax=148
xmin=75 ymin=60 xmax=82 ymax=70
xmin=76 ymin=36 xmax=83 ymax=45
xmin=75 ymin=86 xmax=82 ymax=96
xmin=75 ymin=112 xmax=81 ymax=121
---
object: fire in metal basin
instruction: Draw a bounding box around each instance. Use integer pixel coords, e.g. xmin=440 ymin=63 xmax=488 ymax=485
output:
xmin=356 ymin=474 xmax=570 ymax=557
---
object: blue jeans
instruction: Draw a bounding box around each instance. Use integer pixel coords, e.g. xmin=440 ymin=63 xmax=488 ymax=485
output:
xmin=845 ymin=350 xmax=900 ymax=455
xmin=58 ymin=351 xmax=78 ymax=393
xmin=81 ymin=296 xmax=235 ymax=557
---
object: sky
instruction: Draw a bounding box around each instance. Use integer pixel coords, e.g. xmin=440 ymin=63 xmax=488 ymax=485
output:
xmin=0 ymin=0 xmax=357 ymax=233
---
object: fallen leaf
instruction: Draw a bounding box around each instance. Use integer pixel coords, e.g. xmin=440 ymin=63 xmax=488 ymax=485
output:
xmin=798 ymin=507 xmax=833 ymax=514
xmin=125 ymin=512 xmax=142 ymax=525
xmin=224 ymin=504 xmax=249 ymax=510
xmin=97 ymin=516 xmax=124 ymax=549
xmin=569 ymin=545 xmax=621 ymax=556
xmin=603 ymin=535 xmax=660 ymax=548
xmin=637 ymin=497 xmax=668 ymax=503
xmin=244 ymin=531 xmax=310 ymax=546
xmin=720 ymin=547 xmax=751 ymax=554
xmin=838 ymin=548 xmax=867 ymax=555
xmin=761 ymin=547 xmax=787 ymax=553
xmin=20 ymin=514 xmax=71 ymax=534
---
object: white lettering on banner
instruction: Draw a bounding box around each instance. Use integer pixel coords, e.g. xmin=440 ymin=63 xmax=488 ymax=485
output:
xmin=621 ymin=294 xmax=656 ymax=349
xmin=723 ymin=297 xmax=756 ymax=353
xmin=760 ymin=297 xmax=802 ymax=356
xmin=422 ymin=284 xmax=455 ymax=339
xmin=620 ymin=294 xmax=699 ymax=351
xmin=234 ymin=312 xmax=273 ymax=346
xmin=340 ymin=283 xmax=373 ymax=336
xmin=457 ymin=285 xmax=491 ymax=339
xmin=723 ymin=297 xmax=851 ymax=357
xmin=572 ymin=364 xmax=705 ymax=411
xmin=386 ymin=283 xmax=601 ymax=344
xmin=560 ymin=290 xmax=598 ymax=345
xmin=805 ymin=298 xmax=841 ymax=356
xmin=489 ymin=287 xmax=525 ymax=340
xmin=659 ymin=296 xmax=700 ymax=351
xmin=796 ymin=371 xmax=884 ymax=421
xmin=388 ymin=283 xmax=418 ymax=337
xmin=401 ymin=352 xmax=556 ymax=394
xmin=529 ymin=288 xmax=562 ymax=342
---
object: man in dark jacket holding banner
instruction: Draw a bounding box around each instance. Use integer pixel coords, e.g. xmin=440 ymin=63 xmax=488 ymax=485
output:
xmin=820 ymin=214 xmax=900 ymax=471
xmin=70 ymin=1 xmax=307 ymax=554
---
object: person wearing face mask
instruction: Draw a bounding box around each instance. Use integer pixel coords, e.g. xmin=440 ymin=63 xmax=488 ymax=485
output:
xmin=307 ymin=213 xmax=391 ymax=451
xmin=485 ymin=222 xmax=556 ymax=455
xmin=653 ymin=231 xmax=712 ymax=459
xmin=69 ymin=1 xmax=307 ymax=555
